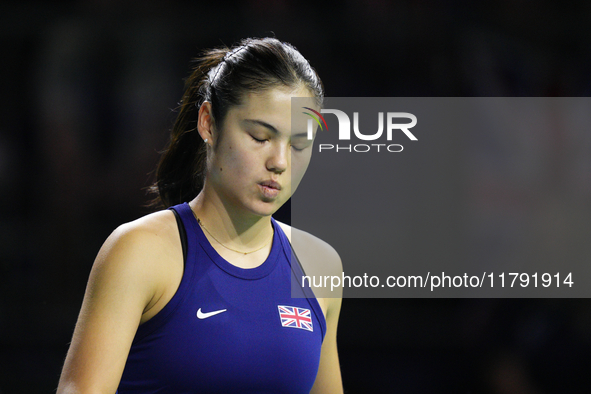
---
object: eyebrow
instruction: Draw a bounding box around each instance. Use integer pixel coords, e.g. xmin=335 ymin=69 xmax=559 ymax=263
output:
xmin=243 ymin=119 xmax=309 ymax=139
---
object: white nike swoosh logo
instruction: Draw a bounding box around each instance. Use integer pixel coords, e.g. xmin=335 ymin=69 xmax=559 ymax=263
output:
xmin=197 ymin=308 xmax=227 ymax=319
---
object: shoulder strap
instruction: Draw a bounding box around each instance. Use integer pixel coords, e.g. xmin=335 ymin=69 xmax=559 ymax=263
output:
xmin=289 ymin=242 xmax=308 ymax=278
xmin=170 ymin=208 xmax=187 ymax=264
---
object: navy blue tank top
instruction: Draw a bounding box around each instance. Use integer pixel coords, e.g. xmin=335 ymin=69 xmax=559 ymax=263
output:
xmin=117 ymin=203 xmax=326 ymax=393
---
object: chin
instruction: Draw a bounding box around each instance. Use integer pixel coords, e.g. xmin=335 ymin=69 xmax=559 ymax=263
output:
xmin=248 ymin=200 xmax=284 ymax=218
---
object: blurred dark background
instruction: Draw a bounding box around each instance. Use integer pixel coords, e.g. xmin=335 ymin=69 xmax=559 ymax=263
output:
xmin=2 ymin=0 xmax=591 ymax=392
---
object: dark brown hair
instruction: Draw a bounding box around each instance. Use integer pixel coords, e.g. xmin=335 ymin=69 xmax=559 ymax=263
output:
xmin=149 ymin=37 xmax=324 ymax=208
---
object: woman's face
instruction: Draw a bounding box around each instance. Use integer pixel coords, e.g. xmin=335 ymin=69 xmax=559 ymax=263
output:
xmin=205 ymin=86 xmax=317 ymax=218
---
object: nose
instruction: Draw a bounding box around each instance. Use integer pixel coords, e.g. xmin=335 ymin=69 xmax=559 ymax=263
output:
xmin=266 ymin=142 xmax=289 ymax=174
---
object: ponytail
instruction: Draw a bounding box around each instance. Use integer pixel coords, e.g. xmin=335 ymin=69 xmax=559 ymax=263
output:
xmin=148 ymin=49 xmax=227 ymax=208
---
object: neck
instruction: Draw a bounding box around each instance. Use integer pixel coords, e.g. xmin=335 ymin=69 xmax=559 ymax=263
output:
xmin=189 ymin=186 xmax=273 ymax=252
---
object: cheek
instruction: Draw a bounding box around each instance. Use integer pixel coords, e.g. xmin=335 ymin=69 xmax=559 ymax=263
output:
xmin=289 ymin=151 xmax=312 ymax=191
xmin=221 ymin=146 xmax=256 ymax=180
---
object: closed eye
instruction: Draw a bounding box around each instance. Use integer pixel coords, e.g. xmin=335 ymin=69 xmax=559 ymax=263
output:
xmin=291 ymin=139 xmax=312 ymax=152
xmin=251 ymin=136 xmax=267 ymax=144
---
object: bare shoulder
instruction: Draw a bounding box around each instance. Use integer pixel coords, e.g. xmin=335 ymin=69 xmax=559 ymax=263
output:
xmin=276 ymin=221 xmax=340 ymax=262
xmin=99 ymin=209 xmax=180 ymax=271
xmin=275 ymin=221 xmax=343 ymax=286
xmin=111 ymin=209 xmax=179 ymax=247
xmin=91 ymin=209 xmax=183 ymax=318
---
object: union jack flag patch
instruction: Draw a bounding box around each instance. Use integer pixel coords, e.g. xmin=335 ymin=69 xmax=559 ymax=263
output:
xmin=278 ymin=305 xmax=313 ymax=332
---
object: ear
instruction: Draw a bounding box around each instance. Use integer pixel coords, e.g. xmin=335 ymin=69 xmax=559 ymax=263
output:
xmin=197 ymin=101 xmax=215 ymax=144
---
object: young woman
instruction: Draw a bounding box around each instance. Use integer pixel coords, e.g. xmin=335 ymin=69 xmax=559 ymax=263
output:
xmin=57 ymin=37 xmax=343 ymax=393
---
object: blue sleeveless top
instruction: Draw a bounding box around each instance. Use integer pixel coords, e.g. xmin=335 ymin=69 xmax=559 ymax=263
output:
xmin=117 ymin=203 xmax=326 ymax=393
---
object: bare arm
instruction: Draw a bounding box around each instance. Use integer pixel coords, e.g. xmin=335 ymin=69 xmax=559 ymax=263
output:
xmin=310 ymin=247 xmax=344 ymax=394
xmin=57 ymin=212 xmax=180 ymax=394
xmin=276 ymin=222 xmax=344 ymax=393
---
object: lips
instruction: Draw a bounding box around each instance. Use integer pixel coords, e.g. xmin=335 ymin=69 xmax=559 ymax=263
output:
xmin=258 ymin=180 xmax=282 ymax=199
xmin=259 ymin=180 xmax=282 ymax=190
